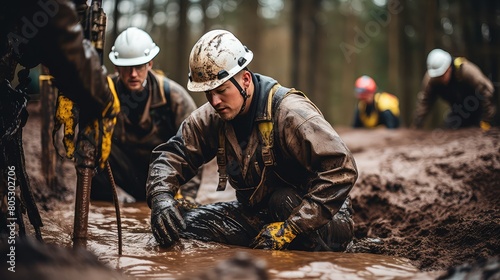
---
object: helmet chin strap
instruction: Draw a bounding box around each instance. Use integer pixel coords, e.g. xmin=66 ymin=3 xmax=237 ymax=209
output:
xmin=229 ymin=76 xmax=248 ymax=115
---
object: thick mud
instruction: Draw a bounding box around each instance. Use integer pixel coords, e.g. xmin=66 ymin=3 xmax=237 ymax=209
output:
xmin=339 ymin=127 xmax=500 ymax=272
xmin=11 ymin=102 xmax=500 ymax=278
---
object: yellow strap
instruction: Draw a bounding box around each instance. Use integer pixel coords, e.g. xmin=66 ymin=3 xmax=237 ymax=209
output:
xmin=454 ymin=57 xmax=466 ymax=70
xmin=258 ymin=121 xmax=274 ymax=166
xmin=358 ymin=101 xmax=379 ymax=128
xmin=375 ymin=92 xmax=400 ymax=117
xmin=103 ymin=76 xmax=120 ymax=117
xmin=216 ymin=85 xmax=284 ymax=193
xmin=257 ymin=84 xmax=284 ymax=166
xmin=258 ymin=122 xmax=273 ymax=145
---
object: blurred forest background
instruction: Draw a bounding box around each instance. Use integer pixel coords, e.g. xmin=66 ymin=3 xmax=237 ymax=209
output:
xmin=32 ymin=0 xmax=500 ymax=128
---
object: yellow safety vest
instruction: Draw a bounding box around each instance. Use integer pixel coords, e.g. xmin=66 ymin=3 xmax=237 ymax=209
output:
xmin=358 ymin=92 xmax=400 ymax=128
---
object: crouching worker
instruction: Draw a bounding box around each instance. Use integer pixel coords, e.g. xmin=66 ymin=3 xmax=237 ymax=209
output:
xmin=146 ymin=30 xmax=358 ymax=251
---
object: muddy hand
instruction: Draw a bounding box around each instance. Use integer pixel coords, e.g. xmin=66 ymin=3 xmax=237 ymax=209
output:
xmin=251 ymin=221 xmax=300 ymax=250
xmin=150 ymin=193 xmax=186 ymax=247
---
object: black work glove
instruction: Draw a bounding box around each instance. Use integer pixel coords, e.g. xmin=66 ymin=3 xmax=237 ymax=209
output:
xmin=150 ymin=193 xmax=186 ymax=247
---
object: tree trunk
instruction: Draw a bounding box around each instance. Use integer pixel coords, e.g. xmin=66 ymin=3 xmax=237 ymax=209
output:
xmin=174 ymin=0 xmax=189 ymax=86
xmin=40 ymin=65 xmax=57 ymax=191
xmin=388 ymin=0 xmax=401 ymax=121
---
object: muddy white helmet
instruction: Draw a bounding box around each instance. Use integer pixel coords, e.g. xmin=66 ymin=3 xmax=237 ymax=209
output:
xmin=427 ymin=49 xmax=452 ymax=78
xmin=187 ymin=29 xmax=253 ymax=92
xmin=109 ymin=27 xmax=160 ymax=66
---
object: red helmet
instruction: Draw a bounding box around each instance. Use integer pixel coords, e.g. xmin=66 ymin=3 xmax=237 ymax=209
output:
xmin=354 ymin=75 xmax=377 ymax=97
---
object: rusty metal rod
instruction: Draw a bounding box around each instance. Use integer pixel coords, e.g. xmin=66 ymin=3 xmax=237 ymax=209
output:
xmin=72 ymin=139 xmax=94 ymax=249
xmin=106 ymin=161 xmax=122 ymax=255
xmin=72 ymin=165 xmax=92 ymax=249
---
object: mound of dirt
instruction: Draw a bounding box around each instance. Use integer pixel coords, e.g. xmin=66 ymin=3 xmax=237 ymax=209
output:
xmin=340 ymin=127 xmax=500 ymax=271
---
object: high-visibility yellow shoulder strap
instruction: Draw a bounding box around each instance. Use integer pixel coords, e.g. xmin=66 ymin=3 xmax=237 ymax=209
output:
xmin=375 ymin=92 xmax=400 ymax=117
xmin=454 ymin=57 xmax=466 ymax=70
xmin=104 ymin=76 xmax=120 ymax=117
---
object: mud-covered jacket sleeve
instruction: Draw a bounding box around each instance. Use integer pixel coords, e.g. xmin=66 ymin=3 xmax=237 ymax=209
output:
xmin=18 ymin=0 xmax=112 ymax=125
xmin=146 ymin=104 xmax=218 ymax=206
xmin=460 ymin=61 xmax=496 ymax=123
xmin=277 ymin=94 xmax=358 ymax=234
xmin=413 ymin=74 xmax=437 ymax=128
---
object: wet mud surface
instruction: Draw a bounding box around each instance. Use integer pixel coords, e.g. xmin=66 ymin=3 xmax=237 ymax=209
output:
xmin=14 ymin=102 xmax=500 ymax=278
xmin=338 ymin=127 xmax=500 ymax=272
xmin=22 ymin=201 xmax=436 ymax=279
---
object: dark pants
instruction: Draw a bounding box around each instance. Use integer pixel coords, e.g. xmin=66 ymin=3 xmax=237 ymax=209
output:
xmin=180 ymin=187 xmax=354 ymax=252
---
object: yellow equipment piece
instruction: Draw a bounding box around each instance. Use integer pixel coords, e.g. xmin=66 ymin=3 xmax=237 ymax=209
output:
xmin=87 ymin=76 xmax=120 ymax=169
xmin=54 ymin=94 xmax=78 ymax=159
xmin=54 ymin=76 xmax=120 ymax=169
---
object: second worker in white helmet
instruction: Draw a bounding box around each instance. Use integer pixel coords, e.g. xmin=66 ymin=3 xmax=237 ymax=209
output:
xmin=413 ymin=48 xmax=496 ymax=129
xmin=91 ymin=27 xmax=203 ymax=203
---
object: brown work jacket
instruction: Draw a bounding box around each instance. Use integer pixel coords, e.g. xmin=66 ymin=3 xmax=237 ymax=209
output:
xmin=146 ymin=73 xmax=358 ymax=234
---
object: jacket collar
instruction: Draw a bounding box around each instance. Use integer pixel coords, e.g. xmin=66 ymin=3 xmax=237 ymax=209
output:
xmin=252 ymin=73 xmax=279 ymax=122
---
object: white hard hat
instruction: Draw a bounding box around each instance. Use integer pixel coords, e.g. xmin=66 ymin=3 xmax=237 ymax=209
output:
xmin=187 ymin=29 xmax=253 ymax=92
xmin=109 ymin=27 xmax=160 ymax=66
xmin=427 ymin=49 xmax=452 ymax=78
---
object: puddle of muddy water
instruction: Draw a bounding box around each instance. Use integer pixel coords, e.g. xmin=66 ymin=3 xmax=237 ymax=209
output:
xmin=36 ymin=202 xmax=442 ymax=280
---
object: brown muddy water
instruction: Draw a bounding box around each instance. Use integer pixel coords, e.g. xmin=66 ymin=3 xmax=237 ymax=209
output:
xmin=34 ymin=201 xmax=442 ymax=280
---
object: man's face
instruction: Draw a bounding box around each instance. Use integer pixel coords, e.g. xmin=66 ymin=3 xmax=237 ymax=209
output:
xmin=205 ymin=72 xmax=248 ymax=121
xmin=116 ymin=61 xmax=152 ymax=91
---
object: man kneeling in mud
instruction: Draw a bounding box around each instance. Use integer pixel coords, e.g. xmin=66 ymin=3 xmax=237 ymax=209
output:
xmin=146 ymin=30 xmax=358 ymax=251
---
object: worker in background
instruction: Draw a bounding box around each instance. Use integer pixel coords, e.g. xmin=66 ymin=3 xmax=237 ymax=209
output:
xmin=352 ymin=75 xmax=400 ymax=129
xmin=412 ymin=48 xmax=496 ymax=130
